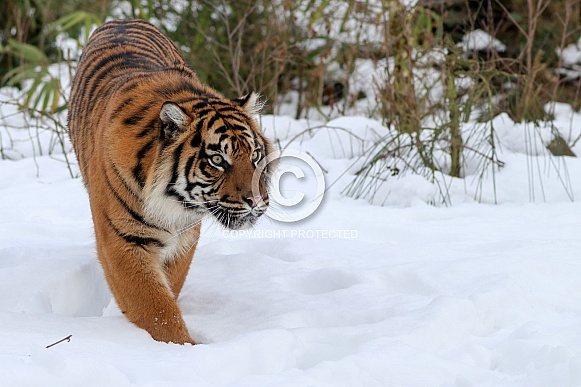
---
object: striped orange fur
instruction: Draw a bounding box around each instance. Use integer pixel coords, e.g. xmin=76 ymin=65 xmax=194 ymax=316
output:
xmin=68 ymin=19 xmax=273 ymax=344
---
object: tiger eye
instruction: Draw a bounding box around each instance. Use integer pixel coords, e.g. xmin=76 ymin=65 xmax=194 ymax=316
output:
xmin=251 ymin=150 xmax=260 ymax=162
xmin=211 ymin=154 xmax=223 ymax=166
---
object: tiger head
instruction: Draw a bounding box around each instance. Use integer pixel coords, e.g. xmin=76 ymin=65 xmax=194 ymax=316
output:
xmin=146 ymin=92 xmax=274 ymax=230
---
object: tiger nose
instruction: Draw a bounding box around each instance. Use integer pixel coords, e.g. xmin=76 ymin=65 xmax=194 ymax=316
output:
xmin=243 ymin=193 xmax=262 ymax=208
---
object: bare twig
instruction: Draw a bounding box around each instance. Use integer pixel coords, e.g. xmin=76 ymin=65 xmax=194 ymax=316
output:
xmin=46 ymin=335 xmax=72 ymax=348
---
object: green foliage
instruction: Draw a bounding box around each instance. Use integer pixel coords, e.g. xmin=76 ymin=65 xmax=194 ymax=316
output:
xmin=1 ymin=10 xmax=102 ymax=114
xmin=2 ymin=39 xmax=61 ymax=114
xmin=48 ymin=11 xmax=103 ymax=44
xmin=0 ymin=0 xmax=579 ymax=202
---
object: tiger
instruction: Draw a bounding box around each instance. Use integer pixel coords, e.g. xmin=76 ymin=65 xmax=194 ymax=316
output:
xmin=68 ymin=19 xmax=274 ymax=345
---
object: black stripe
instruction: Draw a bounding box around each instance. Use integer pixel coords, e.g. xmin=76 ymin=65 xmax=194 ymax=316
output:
xmin=175 ymin=97 xmax=202 ymax=105
xmin=104 ymin=213 xmax=165 ymax=248
xmin=184 ymin=155 xmax=196 ymax=176
xmin=123 ymin=23 xmax=180 ymax=61
xmin=110 ymin=161 xmax=141 ymax=199
xmin=198 ymin=162 xmax=215 ymax=178
xmin=105 ymin=172 xmax=168 ymax=233
xmin=206 ymin=113 xmax=220 ymax=130
xmin=105 ymin=38 xmax=168 ymax=67
xmin=138 ymin=139 xmax=155 ymax=159
xmin=207 ymin=100 xmax=231 ymax=108
xmin=112 ymin=37 xmax=169 ymax=66
xmin=195 ymin=118 xmax=206 ymax=132
xmin=184 ymin=155 xmax=199 ymax=192
xmin=192 ymin=101 xmax=208 ymax=110
xmin=133 ymin=163 xmax=144 ymax=188
xmin=82 ymin=52 xmax=129 ymax=87
xmin=190 ymin=180 xmax=212 ymax=188
xmin=118 ymin=79 xmax=141 ymax=94
xmin=124 ymin=113 xmax=145 ymax=126
xmin=231 ymin=123 xmax=251 ymax=131
xmin=169 ymin=143 xmax=184 ymax=187
xmin=165 ymin=143 xmax=189 ymax=203
xmin=137 ymin=118 xmax=158 ymax=138
xmin=206 ymin=143 xmax=222 ymax=152
xmin=192 ymin=106 xmax=213 ymax=117
xmin=191 ymin=131 xmax=202 ymax=148
xmin=82 ymin=53 xmax=132 ymax=110
xmin=216 ymin=107 xmax=240 ymax=114
xmin=166 ymin=186 xmax=189 ymax=204
xmin=94 ymin=22 xmax=175 ymax=63
xmin=133 ymin=139 xmax=155 ymax=188
xmin=153 ymin=77 xmax=204 ymax=99
xmin=110 ymin=97 xmax=135 ymax=121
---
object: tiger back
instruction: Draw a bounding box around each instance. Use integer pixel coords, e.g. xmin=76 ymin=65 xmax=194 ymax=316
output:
xmin=68 ymin=19 xmax=273 ymax=344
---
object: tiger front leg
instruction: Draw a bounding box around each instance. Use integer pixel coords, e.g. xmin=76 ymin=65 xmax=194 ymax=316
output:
xmin=94 ymin=222 xmax=195 ymax=345
xmin=163 ymin=224 xmax=201 ymax=299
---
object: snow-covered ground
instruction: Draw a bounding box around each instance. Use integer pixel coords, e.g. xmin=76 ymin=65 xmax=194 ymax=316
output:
xmin=2 ymin=98 xmax=581 ymax=386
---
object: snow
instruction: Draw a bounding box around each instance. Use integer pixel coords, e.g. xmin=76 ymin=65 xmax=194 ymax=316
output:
xmin=5 ymin=1 xmax=581 ymax=383
xmin=556 ymin=37 xmax=581 ymax=81
xmin=2 ymin=100 xmax=581 ymax=385
xmin=557 ymin=36 xmax=581 ymax=67
xmin=458 ymin=29 xmax=507 ymax=53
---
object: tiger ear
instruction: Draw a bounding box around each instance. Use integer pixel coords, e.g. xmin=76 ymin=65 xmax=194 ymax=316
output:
xmin=232 ymin=91 xmax=264 ymax=115
xmin=160 ymin=102 xmax=190 ymax=140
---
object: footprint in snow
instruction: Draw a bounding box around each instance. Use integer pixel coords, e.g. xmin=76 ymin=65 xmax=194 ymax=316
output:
xmin=282 ymin=268 xmax=362 ymax=295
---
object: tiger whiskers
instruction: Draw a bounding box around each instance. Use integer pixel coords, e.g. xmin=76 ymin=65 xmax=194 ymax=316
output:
xmin=168 ymin=198 xmax=218 ymax=209
xmin=162 ymin=206 xmax=219 ymax=244
xmin=227 ymin=212 xmax=232 ymax=230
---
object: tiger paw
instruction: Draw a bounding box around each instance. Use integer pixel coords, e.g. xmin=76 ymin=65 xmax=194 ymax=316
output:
xmin=149 ymin=321 xmax=195 ymax=345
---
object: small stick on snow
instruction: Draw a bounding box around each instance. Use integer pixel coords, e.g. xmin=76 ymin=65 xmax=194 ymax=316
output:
xmin=46 ymin=335 xmax=72 ymax=348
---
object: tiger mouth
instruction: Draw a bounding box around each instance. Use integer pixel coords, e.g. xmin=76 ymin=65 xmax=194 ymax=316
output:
xmin=210 ymin=205 xmax=265 ymax=230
